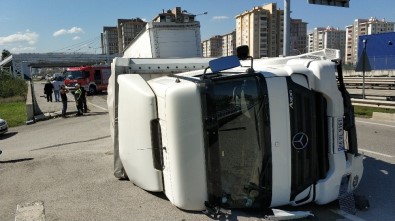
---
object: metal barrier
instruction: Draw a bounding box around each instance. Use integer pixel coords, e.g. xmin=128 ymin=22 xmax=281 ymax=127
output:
xmin=344 ymin=77 xmax=395 ymax=90
xmin=351 ymin=98 xmax=395 ymax=109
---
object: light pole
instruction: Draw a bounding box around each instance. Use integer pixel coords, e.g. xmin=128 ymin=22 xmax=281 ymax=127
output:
xmin=362 ymin=39 xmax=367 ymax=99
xmin=196 ymin=12 xmax=208 ymax=16
xmin=283 ymin=0 xmax=291 ymax=56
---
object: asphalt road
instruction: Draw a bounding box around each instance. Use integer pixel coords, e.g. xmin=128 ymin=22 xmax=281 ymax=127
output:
xmin=0 ymin=94 xmax=394 ymax=221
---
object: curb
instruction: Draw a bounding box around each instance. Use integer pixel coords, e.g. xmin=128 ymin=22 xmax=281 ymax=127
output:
xmin=33 ymin=111 xmax=78 ymax=123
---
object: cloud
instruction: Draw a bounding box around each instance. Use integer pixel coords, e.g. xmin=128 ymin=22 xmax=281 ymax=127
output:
xmin=53 ymin=27 xmax=84 ymax=37
xmin=11 ymin=46 xmax=36 ymax=53
xmin=0 ymin=30 xmax=38 ymax=45
xmin=72 ymin=36 xmax=81 ymax=40
xmin=212 ymin=16 xmax=229 ymax=20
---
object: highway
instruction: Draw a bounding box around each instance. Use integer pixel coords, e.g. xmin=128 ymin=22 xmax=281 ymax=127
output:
xmin=0 ymin=94 xmax=394 ymax=220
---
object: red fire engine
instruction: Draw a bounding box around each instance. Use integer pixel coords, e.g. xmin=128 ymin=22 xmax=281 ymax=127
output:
xmin=64 ymin=65 xmax=111 ymax=94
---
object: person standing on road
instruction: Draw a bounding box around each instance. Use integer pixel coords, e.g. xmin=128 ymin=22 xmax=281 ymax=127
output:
xmin=60 ymin=85 xmax=69 ymax=118
xmin=44 ymin=80 xmax=54 ymax=102
xmin=80 ymin=86 xmax=89 ymax=113
xmin=52 ymin=77 xmax=62 ymax=102
xmin=74 ymin=84 xmax=84 ymax=116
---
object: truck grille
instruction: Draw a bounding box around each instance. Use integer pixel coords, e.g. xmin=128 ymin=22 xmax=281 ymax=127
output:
xmin=287 ymin=77 xmax=329 ymax=201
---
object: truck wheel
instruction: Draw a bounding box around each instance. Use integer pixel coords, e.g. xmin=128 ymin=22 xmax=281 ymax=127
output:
xmin=89 ymin=85 xmax=96 ymax=95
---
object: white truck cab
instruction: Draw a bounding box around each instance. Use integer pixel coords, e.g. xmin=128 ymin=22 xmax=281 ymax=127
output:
xmin=108 ymin=47 xmax=363 ymax=211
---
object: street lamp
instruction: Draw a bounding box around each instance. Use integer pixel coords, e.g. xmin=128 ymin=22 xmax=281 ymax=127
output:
xmin=196 ymin=12 xmax=208 ymax=16
xmin=182 ymin=10 xmax=208 ymax=17
xmin=362 ymin=39 xmax=367 ymax=99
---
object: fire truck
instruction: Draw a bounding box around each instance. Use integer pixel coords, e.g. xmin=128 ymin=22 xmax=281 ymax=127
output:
xmin=64 ymin=65 xmax=111 ymax=94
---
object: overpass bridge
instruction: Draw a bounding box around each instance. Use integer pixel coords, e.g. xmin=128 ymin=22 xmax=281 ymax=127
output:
xmin=0 ymin=53 xmax=118 ymax=78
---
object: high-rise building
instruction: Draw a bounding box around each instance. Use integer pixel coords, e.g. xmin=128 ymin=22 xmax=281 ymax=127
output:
xmin=235 ymin=3 xmax=306 ymax=58
xmin=221 ymin=31 xmax=236 ymax=56
xmin=307 ymin=26 xmax=346 ymax=58
xmin=117 ymin=18 xmax=147 ymax=53
xmin=345 ymin=17 xmax=395 ymax=65
xmin=235 ymin=3 xmax=284 ymax=58
xmin=202 ymin=31 xmax=236 ymax=57
xmin=101 ymin=26 xmax=118 ymax=55
xmin=152 ymin=7 xmax=196 ymax=23
xmin=290 ymin=19 xmax=308 ymax=55
xmin=202 ymin=35 xmax=222 ymax=57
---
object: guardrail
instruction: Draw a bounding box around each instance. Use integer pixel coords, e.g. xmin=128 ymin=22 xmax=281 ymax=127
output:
xmin=351 ymin=98 xmax=395 ymax=109
xmin=344 ymin=77 xmax=395 ymax=90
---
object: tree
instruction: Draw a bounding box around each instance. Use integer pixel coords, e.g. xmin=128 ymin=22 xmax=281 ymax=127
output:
xmin=1 ymin=49 xmax=11 ymax=61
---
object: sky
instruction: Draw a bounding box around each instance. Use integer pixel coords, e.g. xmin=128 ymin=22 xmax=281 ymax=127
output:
xmin=1 ymin=0 xmax=395 ymax=54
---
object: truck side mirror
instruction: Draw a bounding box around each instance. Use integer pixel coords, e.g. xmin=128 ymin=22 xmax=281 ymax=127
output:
xmin=236 ymin=45 xmax=254 ymax=72
xmin=237 ymin=45 xmax=249 ymax=60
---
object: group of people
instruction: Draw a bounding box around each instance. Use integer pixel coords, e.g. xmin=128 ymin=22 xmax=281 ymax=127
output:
xmin=44 ymin=79 xmax=63 ymax=102
xmin=44 ymin=81 xmax=89 ymax=118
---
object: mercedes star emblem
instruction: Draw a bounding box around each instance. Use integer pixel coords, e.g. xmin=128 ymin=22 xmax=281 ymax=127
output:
xmin=292 ymin=132 xmax=309 ymax=150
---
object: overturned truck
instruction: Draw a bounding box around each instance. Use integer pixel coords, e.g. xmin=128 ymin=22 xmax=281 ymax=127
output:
xmin=107 ymin=47 xmax=363 ymax=211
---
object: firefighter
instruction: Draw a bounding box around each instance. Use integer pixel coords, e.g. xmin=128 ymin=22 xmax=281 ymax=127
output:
xmin=74 ymin=84 xmax=84 ymax=116
xmin=80 ymin=86 xmax=89 ymax=113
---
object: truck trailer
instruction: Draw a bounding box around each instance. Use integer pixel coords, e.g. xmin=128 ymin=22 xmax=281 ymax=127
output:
xmin=107 ymin=48 xmax=364 ymax=212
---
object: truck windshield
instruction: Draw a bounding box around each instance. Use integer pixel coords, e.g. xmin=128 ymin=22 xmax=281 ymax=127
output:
xmin=64 ymin=71 xmax=88 ymax=80
xmin=204 ymin=75 xmax=271 ymax=208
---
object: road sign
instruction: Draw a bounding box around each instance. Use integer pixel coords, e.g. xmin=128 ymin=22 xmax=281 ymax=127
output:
xmin=308 ymin=0 xmax=350 ymax=7
xmin=355 ymin=50 xmax=372 ymax=72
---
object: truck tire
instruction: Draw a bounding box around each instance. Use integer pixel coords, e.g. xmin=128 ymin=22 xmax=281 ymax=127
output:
xmin=89 ymin=85 xmax=96 ymax=95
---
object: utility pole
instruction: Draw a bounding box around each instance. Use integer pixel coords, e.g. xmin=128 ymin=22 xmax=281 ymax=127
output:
xmin=105 ymin=30 xmax=110 ymax=64
xmin=283 ymin=0 xmax=291 ymax=56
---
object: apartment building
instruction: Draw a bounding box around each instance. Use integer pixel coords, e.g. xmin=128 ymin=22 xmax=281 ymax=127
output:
xmin=101 ymin=26 xmax=118 ymax=55
xmin=235 ymin=3 xmax=283 ymax=58
xmin=307 ymin=26 xmax=346 ymax=58
xmin=290 ymin=19 xmax=308 ymax=55
xmin=202 ymin=35 xmax=222 ymax=57
xmin=222 ymin=31 xmax=236 ymax=56
xmin=117 ymin=18 xmax=147 ymax=53
xmin=234 ymin=3 xmax=306 ymax=58
xmin=152 ymin=7 xmax=196 ymax=23
xmin=345 ymin=17 xmax=395 ymax=64
xmin=202 ymin=31 xmax=236 ymax=57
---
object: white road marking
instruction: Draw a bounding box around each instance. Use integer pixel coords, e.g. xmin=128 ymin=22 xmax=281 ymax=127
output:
xmin=88 ymin=102 xmax=108 ymax=111
xmin=356 ymin=120 xmax=395 ymax=128
xmin=359 ymin=148 xmax=394 ymax=158
xmin=330 ymin=209 xmax=366 ymax=221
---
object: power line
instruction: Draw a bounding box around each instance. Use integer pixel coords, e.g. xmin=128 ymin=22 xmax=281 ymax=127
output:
xmin=49 ymin=35 xmax=102 ymax=53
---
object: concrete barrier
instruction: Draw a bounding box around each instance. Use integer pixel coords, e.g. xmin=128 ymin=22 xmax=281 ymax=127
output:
xmin=25 ymin=81 xmax=34 ymax=123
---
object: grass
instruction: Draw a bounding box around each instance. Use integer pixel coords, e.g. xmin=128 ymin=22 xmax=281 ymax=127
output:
xmin=353 ymin=105 xmax=395 ymax=118
xmin=0 ymin=100 xmax=27 ymax=127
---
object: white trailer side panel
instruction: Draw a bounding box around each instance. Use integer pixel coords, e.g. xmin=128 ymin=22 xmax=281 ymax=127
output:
xmin=154 ymin=29 xmax=201 ymax=58
xmin=123 ymin=30 xmax=153 ymax=58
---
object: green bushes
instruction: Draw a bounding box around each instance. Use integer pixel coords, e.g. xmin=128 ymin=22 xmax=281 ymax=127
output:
xmin=0 ymin=70 xmax=28 ymax=127
xmin=0 ymin=70 xmax=28 ymax=99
